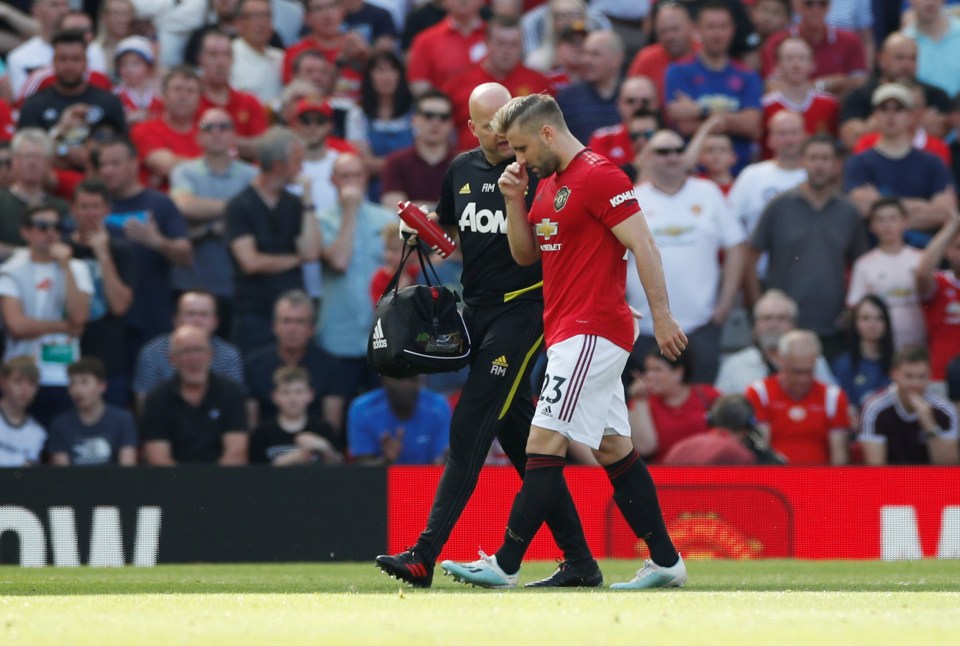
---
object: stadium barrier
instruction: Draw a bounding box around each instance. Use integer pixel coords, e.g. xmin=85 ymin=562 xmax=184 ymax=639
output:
xmin=389 ymin=466 xmax=960 ymax=562
xmin=2 ymin=466 xmax=957 ymax=566
xmin=0 ymin=468 xmax=386 ymax=566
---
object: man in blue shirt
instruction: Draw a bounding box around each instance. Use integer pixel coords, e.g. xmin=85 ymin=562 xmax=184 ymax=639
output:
xmin=555 ymin=30 xmax=624 ymax=144
xmin=664 ymin=0 xmax=762 ymax=173
xmin=347 ymin=375 xmax=450 ymax=465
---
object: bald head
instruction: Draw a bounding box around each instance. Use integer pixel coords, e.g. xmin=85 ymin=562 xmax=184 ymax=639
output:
xmin=879 ymin=32 xmax=918 ymax=82
xmin=618 ymin=76 xmax=658 ymax=120
xmin=582 ymin=30 xmax=624 ymax=85
xmin=469 ymin=83 xmax=511 ymax=123
xmin=469 ymin=83 xmax=515 ymax=163
xmin=778 ymin=329 xmax=821 ymax=360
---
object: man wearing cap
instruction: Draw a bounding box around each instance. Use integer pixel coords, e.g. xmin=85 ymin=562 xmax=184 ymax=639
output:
xmin=844 ymin=82 xmax=954 ymax=247
xmin=113 ymin=36 xmax=165 ymax=125
xmin=197 ymin=30 xmax=268 ymax=161
xmin=839 ymin=32 xmax=952 ymax=151
xmin=131 ymin=67 xmax=203 ymax=192
xmin=291 ymin=98 xmax=356 ymax=213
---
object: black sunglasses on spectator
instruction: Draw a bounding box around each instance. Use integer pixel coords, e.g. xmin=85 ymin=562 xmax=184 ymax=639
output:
xmin=299 ymin=114 xmax=330 ymax=126
xmin=419 ymin=110 xmax=451 ymax=121
xmin=630 ymin=129 xmax=656 ymax=142
xmin=29 ymin=220 xmax=63 ymax=232
xmin=199 ymin=122 xmax=234 ymax=133
xmin=652 ymin=147 xmax=685 ymax=156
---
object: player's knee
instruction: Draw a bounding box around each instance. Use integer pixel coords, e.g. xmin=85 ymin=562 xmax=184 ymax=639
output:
xmin=526 ymin=425 xmax=568 ymax=457
xmin=592 ymin=435 xmax=634 ymax=466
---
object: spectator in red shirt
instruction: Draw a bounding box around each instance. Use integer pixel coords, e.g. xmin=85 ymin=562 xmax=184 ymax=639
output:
xmin=445 ymin=16 xmax=554 ymax=153
xmin=745 ymin=329 xmax=851 ymax=464
xmin=380 ymin=89 xmax=456 ymax=210
xmin=915 ymin=212 xmax=960 ymax=387
xmin=626 ymin=3 xmax=698 ymax=107
xmin=588 ymin=76 xmax=658 ymax=167
xmin=627 ymin=346 xmax=721 ymax=464
xmin=283 ymin=0 xmax=367 ymax=101
xmin=196 ymin=30 xmax=267 ymax=161
xmin=761 ymin=0 xmax=867 ymax=97
xmin=130 ymin=66 xmax=203 ymax=191
xmin=0 ymin=102 xmax=13 ymax=142
xmin=761 ymin=37 xmax=840 ymax=158
xmin=407 ymin=0 xmax=487 ymax=95
xmin=663 ymin=393 xmax=766 ymax=465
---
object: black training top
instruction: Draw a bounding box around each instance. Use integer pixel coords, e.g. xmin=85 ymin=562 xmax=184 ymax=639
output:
xmin=436 ymin=147 xmax=542 ymax=307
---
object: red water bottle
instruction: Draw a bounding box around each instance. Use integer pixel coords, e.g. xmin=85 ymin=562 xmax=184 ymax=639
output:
xmin=397 ymin=201 xmax=456 ymax=258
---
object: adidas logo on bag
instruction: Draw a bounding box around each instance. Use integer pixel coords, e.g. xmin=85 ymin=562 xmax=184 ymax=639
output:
xmin=372 ymin=318 xmax=388 ymax=349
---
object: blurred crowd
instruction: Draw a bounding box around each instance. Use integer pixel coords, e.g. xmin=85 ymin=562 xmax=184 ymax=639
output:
xmin=0 ymin=0 xmax=956 ymax=468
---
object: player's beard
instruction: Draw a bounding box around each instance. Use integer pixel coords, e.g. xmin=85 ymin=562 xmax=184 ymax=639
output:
xmin=534 ymin=151 xmax=560 ymax=177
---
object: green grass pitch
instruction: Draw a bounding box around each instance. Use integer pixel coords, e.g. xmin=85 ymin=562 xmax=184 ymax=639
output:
xmin=2 ymin=560 xmax=959 ymax=645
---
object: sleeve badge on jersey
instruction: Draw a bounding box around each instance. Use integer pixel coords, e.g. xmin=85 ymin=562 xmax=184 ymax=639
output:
xmin=554 ymin=186 xmax=571 ymax=211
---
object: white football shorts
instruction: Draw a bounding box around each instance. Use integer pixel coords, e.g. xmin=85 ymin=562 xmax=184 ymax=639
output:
xmin=532 ymin=334 xmax=631 ymax=449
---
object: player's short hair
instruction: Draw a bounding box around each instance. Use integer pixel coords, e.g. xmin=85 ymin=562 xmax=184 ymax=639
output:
xmin=1 ymin=356 xmax=40 ymax=384
xmin=273 ymin=365 xmax=311 ymax=389
xmin=491 ymin=93 xmax=566 ymax=137
xmin=892 ymin=344 xmax=930 ymax=368
xmin=867 ymin=197 xmax=907 ymax=221
xmin=67 ymin=357 xmax=107 ymax=382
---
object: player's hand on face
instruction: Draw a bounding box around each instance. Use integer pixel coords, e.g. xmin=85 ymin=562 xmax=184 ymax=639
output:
xmin=498 ymin=161 xmax=528 ymax=202
xmin=653 ymin=315 xmax=687 ymax=361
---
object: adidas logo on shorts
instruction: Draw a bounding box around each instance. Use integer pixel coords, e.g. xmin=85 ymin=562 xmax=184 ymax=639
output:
xmin=540 ymin=405 xmax=553 ymax=417
xmin=372 ymin=319 xmax=388 ymax=349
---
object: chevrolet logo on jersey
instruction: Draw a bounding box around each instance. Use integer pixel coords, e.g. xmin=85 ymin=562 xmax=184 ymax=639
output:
xmin=459 ymin=183 xmax=471 ymax=194
xmin=491 ymin=355 xmax=509 ymax=376
xmin=536 ymin=219 xmax=558 ymax=240
xmin=554 ymin=186 xmax=571 ymax=211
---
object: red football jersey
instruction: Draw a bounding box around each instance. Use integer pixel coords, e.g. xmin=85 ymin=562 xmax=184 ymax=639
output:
xmin=921 ymin=272 xmax=960 ymax=380
xmin=198 ymin=88 xmax=268 ymax=138
xmin=528 ymin=149 xmax=639 ymax=351
xmin=130 ymin=117 xmax=202 ymax=190
xmin=588 ymin=124 xmax=633 ymax=167
xmin=761 ymin=90 xmax=839 ymax=159
xmin=745 ymin=375 xmax=849 ymax=464
xmin=0 ymin=100 xmax=13 ymax=141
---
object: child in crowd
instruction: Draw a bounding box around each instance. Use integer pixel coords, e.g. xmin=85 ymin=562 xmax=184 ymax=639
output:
xmin=369 ymin=222 xmax=415 ymax=305
xmin=48 ymin=358 xmax=139 ymax=466
xmin=698 ymin=133 xmax=737 ymax=195
xmin=846 ymin=198 xmax=926 ymax=349
xmin=0 ymin=357 xmax=46 ymax=467
xmin=113 ymin=35 xmax=163 ymax=125
xmin=250 ymin=367 xmax=343 ymax=465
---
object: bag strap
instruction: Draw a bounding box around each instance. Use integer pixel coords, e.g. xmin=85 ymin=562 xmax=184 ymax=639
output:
xmin=378 ymin=243 xmax=417 ymax=301
xmin=413 ymin=243 xmax=444 ymax=287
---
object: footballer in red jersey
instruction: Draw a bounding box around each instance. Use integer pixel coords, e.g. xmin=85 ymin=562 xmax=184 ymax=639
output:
xmin=440 ymin=94 xmax=689 ymax=591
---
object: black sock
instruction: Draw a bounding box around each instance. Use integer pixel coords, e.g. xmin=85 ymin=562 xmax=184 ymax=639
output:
xmin=604 ymin=450 xmax=679 ymax=567
xmin=494 ymin=454 xmax=565 ymax=574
